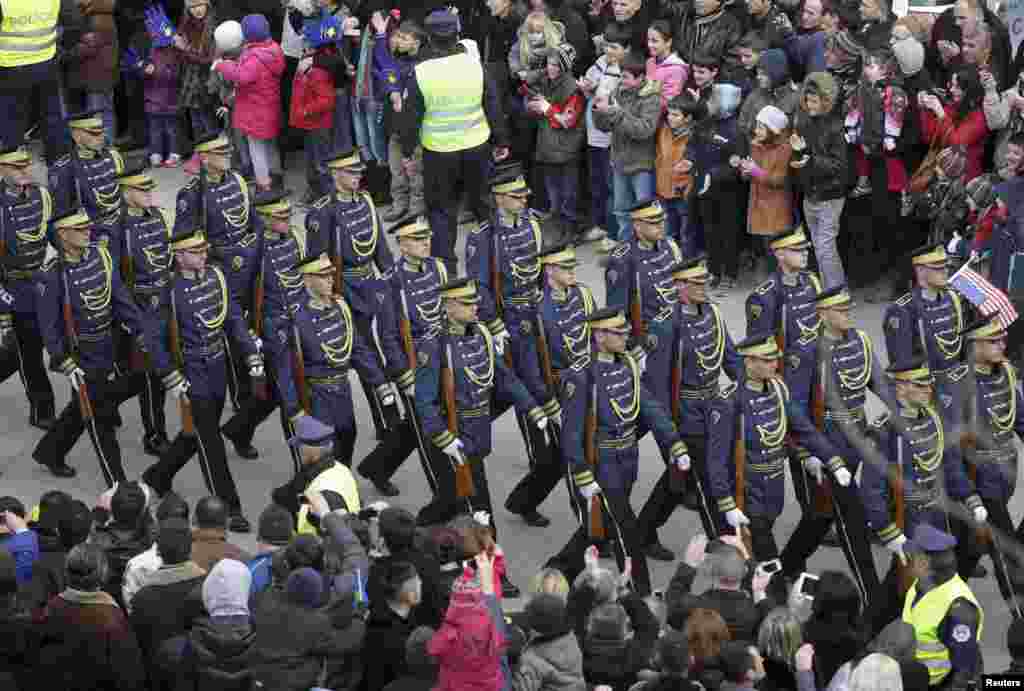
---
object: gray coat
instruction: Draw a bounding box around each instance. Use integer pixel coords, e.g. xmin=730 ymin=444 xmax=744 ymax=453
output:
xmin=512 ymin=631 xmax=586 ymax=691
xmin=592 ymin=78 xmax=662 ymax=175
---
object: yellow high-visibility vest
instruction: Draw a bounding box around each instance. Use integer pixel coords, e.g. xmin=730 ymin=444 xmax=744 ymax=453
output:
xmin=296 ymin=461 xmax=362 ymax=535
xmin=416 ymin=52 xmax=491 ymax=153
xmin=902 ymin=575 xmax=983 ymax=686
xmin=0 ymin=0 xmax=59 ymax=67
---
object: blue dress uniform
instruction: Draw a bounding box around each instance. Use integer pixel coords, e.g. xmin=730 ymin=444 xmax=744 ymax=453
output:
xmin=278 ymin=255 xmax=390 ymax=470
xmin=883 ymin=243 xmax=969 ymax=422
xmin=778 ymin=286 xmax=889 ymax=604
xmin=142 ymin=229 xmax=261 ymax=526
xmin=220 ymin=191 xmax=309 ymax=460
xmin=901 ymin=525 xmax=984 ymax=691
xmin=546 ymin=307 xmax=688 ymax=596
xmin=113 ymin=165 xmax=173 ymax=453
xmin=505 ymin=243 xmax=598 ymax=522
xmin=604 ymin=199 xmax=683 ymax=414
xmin=414 ymin=278 xmax=546 ymax=540
xmin=637 ymin=256 xmax=742 ymax=552
xmin=465 ymin=173 xmax=557 ymax=504
xmin=48 ymin=111 xmax=126 ymax=223
xmin=707 ymin=333 xmax=841 ymax=561
xmin=860 ymin=358 xmax=982 ymax=634
xmin=0 ymin=146 xmax=56 ymax=428
xmin=305 ymin=149 xmax=397 ymax=438
xmin=32 ymin=209 xmax=158 ymax=486
xmin=950 ymin=316 xmax=1024 ymax=613
xmin=172 ymin=133 xmax=261 ymax=411
xmin=363 ymin=215 xmax=450 ymax=494
xmin=745 ymin=227 xmax=822 ymax=508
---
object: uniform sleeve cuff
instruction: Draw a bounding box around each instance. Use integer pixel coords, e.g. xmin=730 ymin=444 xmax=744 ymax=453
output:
xmin=289 ymin=410 xmax=308 ymax=423
xmin=432 ymin=430 xmax=456 ymax=449
xmin=375 ymin=383 xmax=392 ymax=399
xmin=879 ymin=523 xmax=903 ymax=544
xmin=574 ymin=470 xmax=595 ymax=487
xmin=670 ymin=441 xmax=688 ymax=457
xmin=542 ymin=398 xmax=562 ymax=418
xmin=826 ymin=456 xmax=845 ymax=473
xmin=527 ymin=406 xmax=545 ymax=424
xmin=486 ymin=319 xmax=505 ymax=336
xmin=161 ymin=370 xmax=184 ymax=390
xmin=965 ymin=494 xmax=983 ymax=511
xmin=396 ymin=369 xmax=415 ymax=389
xmin=245 ymin=354 xmax=262 ymax=369
xmin=718 ymin=496 xmax=737 ymax=513
xmin=57 ymin=357 xmax=78 ymax=376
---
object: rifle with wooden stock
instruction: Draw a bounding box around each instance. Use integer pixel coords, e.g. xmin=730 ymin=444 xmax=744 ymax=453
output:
xmin=332 ymin=213 xmax=344 ymax=299
xmin=397 ymin=284 xmax=432 ymax=467
xmin=443 ymin=341 xmax=474 ymax=498
xmin=585 ymin=377 xmax=605 ymax=539
xmin=810 ymin=364 xmax=835 ymax=515
xmin=490 ymin=233 xmax=512 ymax=367
xmin=61 ymin=265 xmax=94 ymax=422
xmin=733 ymin=411 xmax=754 ymax=553
xmin=291 ymin=324 xmax=311 ymax=414
xmin=960 ymin=349 xmax=992 ymax=548
xmin=669 ymin=338 xmax=687 ymax=493
xmin=534 ymin=312 xmax=560 ymax=447
xmin=120 ymin=212 xmax=147 ymax=372
xmin=167 ymin=293 xmax=195 ymax=436
xmin=631 ymin=270 xmax=645 ymax=345
xmin=892 ymin=435 xmax=914 ymax=595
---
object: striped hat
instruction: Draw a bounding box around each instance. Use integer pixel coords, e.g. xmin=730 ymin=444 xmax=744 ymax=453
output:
xmin=547 ymin=43 xmax=576 ymax=74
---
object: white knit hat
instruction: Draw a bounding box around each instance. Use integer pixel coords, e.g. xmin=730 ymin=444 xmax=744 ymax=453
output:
xmin=214 ymin=20 xmax=244 ymax=54
xmin=756 ymin=105 xmax=789 ymax=134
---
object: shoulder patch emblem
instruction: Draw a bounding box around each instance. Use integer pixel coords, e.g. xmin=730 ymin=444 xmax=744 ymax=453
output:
xmin=610 ymin=242 xmax=629 ymax=259
xmin=151 ymin=294 xmax=160 ymax=309
xmin=178 ymin=198 xmax=189 ymax=213
xmin=37 ymin=281 xmax=45 ymax=296
xmin=521 ymin=320 xmax=532 ymax=335
xmin=939 ymin=393 xmax=952 ymax=409
xmin=888 ymin=316 xmax=900 ymax=331
xmin=309 ymin=218 xmax=320 ymax=234
xmin=607 ymin=270 xmax=618 ymax=286
xmin=377 ymin=293 xmax=385 ymax=304
xmin=279 ymin=329 xmax=287 ymax=344
xmin=749 ymin=303 xmax=763 ymax=321
xmin=711 ymin=410 xmax=721 ymax=425
xmin=563 ymin=380 xmax=576 ymax=400
xmin=788 ymin=354 xmax=800 ymax=371
xmin=232 ymin=256 xmax=244 ymax=272
xmin=646 ymin=333 xmax=658 ymax=351
xmin=952 ymin=624 xmax=972 ymax=643
xmin=417 ymin=350 xmax=429 ymax=367
xmin=756 ymin=279 xmax=775 ymax=295
xmin=467 ymin=244 xmax=476 ymax=260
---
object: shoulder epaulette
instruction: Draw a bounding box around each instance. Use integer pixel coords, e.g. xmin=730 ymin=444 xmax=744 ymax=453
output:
xmin=756 ymin=279 xmax=775 ymax=295
xmin=435 ymin=258 xmax=449 ymax=284
xmin=577 ymin=283 xmax=595 ymax=315
xmin=470 ymin=220 xmax=489 ymax=235
xmin=312 ymin=195 xmax=332 ymax=210
xmin=609 ymin=242 xmax=630 ymax=259
xmin=771 ymin=376 xmax=790 ymax=401
xmin=159 ymin=209 xmax=173 ymax=233
xmin=895 ymin=292 xmax=913 ymax=307
xmin=807 ymin=273 xmax=822 ymax=293
xmin=109 ymin=148 xmax=125 ymax=174
xmin=869 ymin=411 xmax=891 ymax=429
xmin=666 ymin=237 xmax=683 ymax=262
xmin=948 ymin=363 xmax=970 ymax=383
xmin=719 ymin=381 xmax=738 ymax=399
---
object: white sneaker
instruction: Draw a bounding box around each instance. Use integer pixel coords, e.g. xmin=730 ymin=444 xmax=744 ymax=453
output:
xmin=149 ymin=153 xmax=163 ymax=167
xmin=581 ymin=226 xmax=608 ymax=242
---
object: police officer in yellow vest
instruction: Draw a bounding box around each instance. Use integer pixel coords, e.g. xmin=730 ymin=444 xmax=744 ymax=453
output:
xmin=0 ymin=0 xmax=64 ymax=163
xmin=396 ymin=8 xmax=510 ymax=274
xmin=902 ymin=523 xmax=983 ymax=691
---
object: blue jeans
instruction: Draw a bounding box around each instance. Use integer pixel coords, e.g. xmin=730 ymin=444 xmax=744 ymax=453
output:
xmin=85 ymin=91 xmax=116 ymax=146
xmin=588 ymin=146 xmax=613 ymax=232
xmin=352 ymin=97 xmax=386 ymax=163
xmin=0 ymin=60 xmax=66 ymax=163
xmin=612 ymin=168 xmax=655 ymax=244
xmin=543 ymin=163 xmax=579 ymax=224
xmin=664 ymin=198 xmax=692 ymax=256
xmin=332 ymin=88 xmax=353 ymax=153
xmin=146 ymin=114 xmax=178 ymax=159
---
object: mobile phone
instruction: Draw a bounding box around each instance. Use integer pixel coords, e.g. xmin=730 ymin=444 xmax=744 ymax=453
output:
xmin=652 ymin=589 xmax=665 ymax=600
xmin=795 ymin=572 xmax=820 ymax=598
xmin=758 ymin=559 xmax=782 ymax=575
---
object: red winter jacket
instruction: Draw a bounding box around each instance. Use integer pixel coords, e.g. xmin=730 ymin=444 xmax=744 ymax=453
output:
xmin=289 ymin=64 xmax=336 ymax=131
xmin=921 ymin=105 xmax=990 ymax=182
xmin=215 ymin=39 xmax=286 ymax=140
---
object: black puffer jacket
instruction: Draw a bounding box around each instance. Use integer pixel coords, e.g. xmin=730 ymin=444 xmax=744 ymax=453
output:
xmin=677 ymin=8 xmax=744 ymax=83
xmin=172 ymin=616 xmax=267 ymax=691
xmin=792 ymin=71 xmax=849 ymax=201
xmin=88 ymin=525 xmax=152 ymax=607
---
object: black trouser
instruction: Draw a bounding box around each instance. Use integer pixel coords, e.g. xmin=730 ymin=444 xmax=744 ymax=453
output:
xmin=636 ymin=433 xmax=718 ymax=545
xmin=115 ymin=325 xmax=167 ymax=441
xmin=546 ymin=485 xmax=652 ymax=596
xmin=220 ymin=364 xmax=297 ymax=468
xmin=955 ymin=496 xmax=1023 ymax=618
xmin=356 ymin=391 xmax=425 ymax=483
xmin=746 ymin=515 xmax=780 ymax=561
xmin=144 ymin=394 xmax=242 ymax=511
xmin=0 ymin=308 xmax=55 ymax=425
xmin=224 ymin=332 xmax=255 ymax=412
xmin=352 ymin=312 xmax=396 ymax=439
xmin=33 ymin=371 xmax=146 ymax=487
xmin=417 ymin=452 xmax=499 ymax=539
xmin=504 ymin=423 xmax=567 ymax=517
xmin=424 ymin=142 xmax=492 ymax=272
xmin=780 ymin=478 xmax=880 ymax=606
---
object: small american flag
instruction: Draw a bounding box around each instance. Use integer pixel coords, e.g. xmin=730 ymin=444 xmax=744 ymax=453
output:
xmin=949 ymin=264 xmax=1019 ymax=328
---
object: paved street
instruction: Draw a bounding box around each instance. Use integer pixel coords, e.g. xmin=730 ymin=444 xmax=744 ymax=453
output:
xmin=3 ymin=153 xmax=1020 ymax=670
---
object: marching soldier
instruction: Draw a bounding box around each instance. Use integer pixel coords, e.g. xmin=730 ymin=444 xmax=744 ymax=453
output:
xmin=745 ymin=226 xmax=824 ymax=513
xmin=365 ymin=214 xmax=449 ymax=497
xmin=883 ymin=243 xmax=969 ymax=421
xmin=778 ymin=286 xmax=888 ymax=604
xmin=546 ymin=307 xmax=690 ymax=596
xmin=707 ymin=333 xmax=842 ymax=561
xmin=172 ymin=131 xmax=262 ymax=449
xmin=305 ymin=148 xmax=399 ymax=440
xmin=415 ymin=278 xmax=550 ymax=596
xmin=504 ymin=242 xmax=596 ymax=528
xmin=465 ymin=172 xmax=560 ymax=527
xmin=33 ymin=209 xmax=157 ymax=484
xmin=860 ymin=357 xmax=985 ymax=633
xmin=142 ymin=228 xmax=262 ymax=533
xmin=951 ymin=315 xmax=1024 ymax=613
xmin=0 ymin=145 xmax=56 ymax=429
xmin=113 ymin=163 xmax=173 ymax=457
xmin=636 ymin=255 xmax=742 ymax=561
xmin=49 ymin=110 xmax=125 ymax=226
xmin=219 ymin=190 xmax=309 ymax=460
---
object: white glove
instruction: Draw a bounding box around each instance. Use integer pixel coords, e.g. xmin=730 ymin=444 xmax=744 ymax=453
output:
xmin=473 ymin=510 xmax=491 ymax=526
xmin=381 ymin=385 xmax=396 ymax=407
xmin=494 ymin=328 xmax=510 ymax=356
xmin=674 ymin=452 xmax=691 ymax=471
xmin=834 ymin=467 xmax=852 ymax=487
xmin=804 ymin=456 xmax=824 ymax=484
xmin=579 ymin=482 xmax=601 ymax=501
xmin=252 ymin=335 xmax=263 ymax=353
xmin=699 ymin=174 xmax=711 ymax=196
xmin=725 ymin=508 xmax=750 ymax=528
xmin=535 ymin=415 xmax=548 ymax=431
xmin=401 ymin=381 xmax=415 ymax=396
xmin=169 ymin=379 xmax=190 ymax=400
xmin=973 ymin=505 xmax=989 ymax=523
xmin=886 ymin=534 xmax=909 ymax=565
xmin=948 ymin=232 xmax=962 ymax=254
xmin=636 ymin=351 xmax=647 ymax=373
xmin=442 ymin=438 xmax=465 ymax=460
xmin=368 ymin=501 xmax=390 ymax=513
xmin=250 ymin=365 xmax=265 ymax=378
xmin=0 ymin=325 xmax=13 ymax=349
xmin=67 ymin=366 xmax=86 ymax=391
